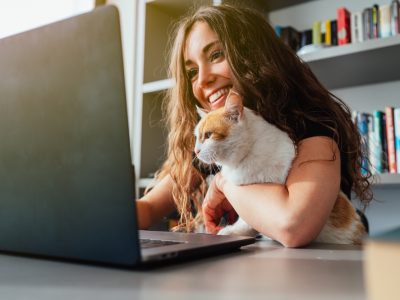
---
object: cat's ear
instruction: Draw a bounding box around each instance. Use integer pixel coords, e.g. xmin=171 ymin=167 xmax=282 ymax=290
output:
xmin=196 ymin=105 xmax=208 ymax=119
xmin=224 ymin=90 xmax=243 ymax=122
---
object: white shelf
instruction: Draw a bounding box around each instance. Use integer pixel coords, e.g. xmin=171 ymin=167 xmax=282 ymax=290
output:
xmin=299 ymin=35 xmax=400 ymax=89
xmin=373 ymin=173 xmax=400 ymax=187
xmin=142 ymin=78 xmax=175 ymax=93
xmin=138 ymin=177 xmax=156 ymax=189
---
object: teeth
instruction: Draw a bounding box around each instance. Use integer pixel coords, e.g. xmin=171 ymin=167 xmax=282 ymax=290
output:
xmin=209 ymin=88 xmax=230 ymax=103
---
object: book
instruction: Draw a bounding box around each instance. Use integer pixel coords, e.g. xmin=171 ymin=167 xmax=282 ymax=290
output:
xmin=324 ymin=20 xmax=331 ymax=46
xmin=385 ymin=107 xmax=397 ymax=173
xmin=330 ymin=20 xmax=338 ymax=45
xmin=369 ymin=111 xmax=385 ymax=174
xmin=300 ymin=29 xmax=312 ymax=48
xmin=337 ymin=7 xmax=351 ymax=45
xmin=380 ymin=4 xmax=392 ymax=38
xmin=394 ymin=108 xmax=400 ymax=173
xmin=356 ymin=112 xmax=370 ymax=175
xmin=274 ymin=25 xmax=282 ymax=37
xmin=312 ymin=21 xmax=322 ymax=45
xmin=363 ymin=7 xmax=373 ymax=40
xmin=364 ymin=226 xmax=400 ymax=300
xmin=391 ymin=0 xmax=400 ymax=35
xmin=351 ymin=11 xmax=364 ymax=43
xmin=372 ymin=4 xmax=380 ymax=38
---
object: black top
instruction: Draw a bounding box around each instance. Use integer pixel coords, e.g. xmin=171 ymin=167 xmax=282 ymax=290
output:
xmin=297 ymin=118 xmax=352 ymax=199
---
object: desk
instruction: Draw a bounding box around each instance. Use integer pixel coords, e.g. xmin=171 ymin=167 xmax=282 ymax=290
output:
xmin=0 ymin=240 xmax=365 ymax=300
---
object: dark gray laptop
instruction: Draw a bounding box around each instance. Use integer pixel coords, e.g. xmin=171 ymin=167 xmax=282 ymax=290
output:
xmin=0 ymin=5 xmax=254 ymax=267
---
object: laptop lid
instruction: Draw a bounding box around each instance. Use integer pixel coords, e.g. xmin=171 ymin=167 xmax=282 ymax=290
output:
xmin=0 ymin=5 xmax=141 ymax=266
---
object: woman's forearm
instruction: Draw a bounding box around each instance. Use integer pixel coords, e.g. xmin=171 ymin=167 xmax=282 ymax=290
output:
xmin=221 ymin=180 xmax=329 ymax=247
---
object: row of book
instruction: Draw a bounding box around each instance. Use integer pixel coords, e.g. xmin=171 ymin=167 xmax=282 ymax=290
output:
xmin=354 ymin=107 xmax=400 ymax=175
xmin=275 ymin=1 xmax=400 ymax=53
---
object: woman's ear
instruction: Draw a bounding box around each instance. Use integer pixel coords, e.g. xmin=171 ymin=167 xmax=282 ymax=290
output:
xmin=196 ymin=105 xmax=208 ymax=119
xmin=224 ymin=90 xmax=243 ymax=122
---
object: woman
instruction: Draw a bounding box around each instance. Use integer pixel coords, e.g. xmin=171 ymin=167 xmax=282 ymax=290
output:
xmin=136 ymin=4 xmax=372 ymax=247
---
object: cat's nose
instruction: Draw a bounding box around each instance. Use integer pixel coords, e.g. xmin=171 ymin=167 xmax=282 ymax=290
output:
xmin=194 ymin=148 xmax=200 ymax=156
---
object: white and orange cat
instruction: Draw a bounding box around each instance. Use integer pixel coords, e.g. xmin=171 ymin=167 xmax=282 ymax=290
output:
xmin=194 ymin=91 xmax=366 ymax=244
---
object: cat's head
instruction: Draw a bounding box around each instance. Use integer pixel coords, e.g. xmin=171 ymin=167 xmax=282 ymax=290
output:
xmin=194 ymin=90 xmax=245 ymax=165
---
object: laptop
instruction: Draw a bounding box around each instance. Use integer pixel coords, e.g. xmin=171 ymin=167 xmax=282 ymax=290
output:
xmin=0 ymin=5 xmax=255 ymax=267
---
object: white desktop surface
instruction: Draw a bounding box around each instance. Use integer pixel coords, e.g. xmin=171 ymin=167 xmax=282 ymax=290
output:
xmin=0 ymin=240 xmax=365 ymax=300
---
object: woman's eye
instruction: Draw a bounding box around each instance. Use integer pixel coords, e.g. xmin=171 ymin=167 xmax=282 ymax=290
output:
xmin=210 ymin=50 xmax=223 ymax=61
xmin=187 ymin=68 xmax=198 ymax=80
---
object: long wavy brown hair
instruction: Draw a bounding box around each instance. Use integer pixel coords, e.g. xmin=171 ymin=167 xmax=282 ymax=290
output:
xmin=153 ymin=4 xmax=372 ymax=232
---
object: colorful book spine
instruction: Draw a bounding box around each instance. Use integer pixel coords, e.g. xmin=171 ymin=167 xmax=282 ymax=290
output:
xmin=372 ymin=4 xmax=380 ymax=38
xmin=351 ymin=11 xmax=364 ymax=43
xmin=325 ymin=20 xmax=331 ymax=46
xmin=380 ymin=4 xmax=392 ymax=38
xmin=312 ymin=21 xmax=322 ymax=45
xmin=337 ymin=7 xmax=351 ymax=45
xmin=381 ymin=113 xmax=389 ymax=173
xmin=394 ymin=108 xmax=400 ymax=173
xmin=369 ymin=111 xmax=385 ymax=173
xmin=386 ymin=107 xmax=397 ymax=173
xmin=357 ymin=112 xmax=370 ymax=175
xmin=391 ymin=0 xmax=400 ymax=35
xmin=363 ymin=7 xmax=373 ymax=40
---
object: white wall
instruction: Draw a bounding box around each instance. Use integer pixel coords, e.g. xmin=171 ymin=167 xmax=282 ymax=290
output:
xmin=106 ymin=0 xmax=137 ymax=160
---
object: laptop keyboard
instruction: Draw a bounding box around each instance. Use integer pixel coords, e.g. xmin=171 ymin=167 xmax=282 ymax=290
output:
xmin=140 ymin=238 xmax=183 ymax=249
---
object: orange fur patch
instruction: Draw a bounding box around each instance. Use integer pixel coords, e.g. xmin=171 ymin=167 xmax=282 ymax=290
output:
xmin=329 ymin=192 xmax=356 ymax=229
xmin=198 ymin=108 xmax=232 ymax=142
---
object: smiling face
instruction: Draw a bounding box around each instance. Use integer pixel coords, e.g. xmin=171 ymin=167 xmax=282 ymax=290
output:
xmin=184 ymin=21 xmax=234 ymax=111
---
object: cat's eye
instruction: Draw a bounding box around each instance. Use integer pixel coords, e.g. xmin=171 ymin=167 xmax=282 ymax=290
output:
xmin=204 ymin=131 xmax=212 ymax=139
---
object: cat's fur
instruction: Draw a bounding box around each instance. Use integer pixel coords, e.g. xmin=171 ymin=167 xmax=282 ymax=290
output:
xmin=194 ymin=92 xmax=366 ymax=244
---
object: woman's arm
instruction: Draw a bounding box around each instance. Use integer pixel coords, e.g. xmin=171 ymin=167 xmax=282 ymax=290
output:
xmin=136 ymin=175 xmax=176 ymax=229
xmin=203 ymin=136 xmax=341 ymax=247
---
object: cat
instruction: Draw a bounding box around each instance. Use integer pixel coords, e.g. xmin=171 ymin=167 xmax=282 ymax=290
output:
xmin=194 ymin=91 xmax=366 ymax=245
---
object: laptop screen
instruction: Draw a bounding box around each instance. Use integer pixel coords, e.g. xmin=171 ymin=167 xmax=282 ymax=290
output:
xmin=0 ymin=6 xmax=140 ymax=266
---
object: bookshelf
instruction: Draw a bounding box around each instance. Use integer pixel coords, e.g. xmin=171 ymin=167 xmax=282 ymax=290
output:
xmin=134 ymin=0 xmax=400 ymax=190
xmin=300 ymin=35 xmax=400 ymax=89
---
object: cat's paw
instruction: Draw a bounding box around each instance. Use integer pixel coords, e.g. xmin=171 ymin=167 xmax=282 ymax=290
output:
xmin=217 ymin=226 xmax=257 ymax=237
xmin=217 ymin=226 xmax=236 ymax=236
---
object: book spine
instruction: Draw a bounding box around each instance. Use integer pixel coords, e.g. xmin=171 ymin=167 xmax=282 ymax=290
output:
xmin=357 ymin=112 xmax=370 ymax=175
xmin=363 ymin=7 xmax=373 ymax=40
xmin=386 ymin=107 xmax=397 ymax=173
xmin=381 ymin=113 xmax=389 ymax=173
xmin=337 ymin=7 xmax=351 ymax=45
xmin=394 ymin=108 xmax=400 ymax=173
xmin=351 ymin=11 xmax=364 ymax=43
xmin=312 ymin=21 xmax=322 ymax=45
xmin=372 ymin=4 xmax=380 ymax=38
xmin=380 ymin=4 xmax=392 ymax=38
xmin=325 ymin=20 xmax=331 ymax=46
xmin=300 ymin=29 xmax=312 ymax=48
xmin=330 ymin=20 xmax=338 ymax=45
xmin=274 ymin=25 xmax=282 ymax=37
xmin=370 ymin=111 xmax=384 ymax=173
xmin=391 ymin=0 xmax=400 ymax=35
xmin=368 ymin=114 xmax=377 ymax=173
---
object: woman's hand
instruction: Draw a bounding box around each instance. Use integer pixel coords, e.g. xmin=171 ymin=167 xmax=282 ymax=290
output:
xmin=202 ymin=173 xmax=237 ymax=234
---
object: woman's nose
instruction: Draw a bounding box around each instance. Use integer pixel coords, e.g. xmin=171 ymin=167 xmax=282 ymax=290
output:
xmin=198 ymin=65 xmax=215 ymax=88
